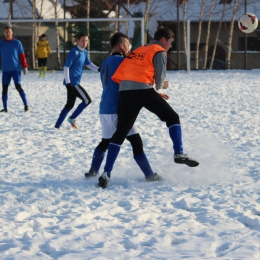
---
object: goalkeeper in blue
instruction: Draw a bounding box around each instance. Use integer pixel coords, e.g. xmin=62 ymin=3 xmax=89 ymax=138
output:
xmin=54 ymin=33 xmax=98 ymax=129
xmin=85 ymin=32 xmax=160 ymax=185
xmin=0 ymin=25 xmax=29 ymax=113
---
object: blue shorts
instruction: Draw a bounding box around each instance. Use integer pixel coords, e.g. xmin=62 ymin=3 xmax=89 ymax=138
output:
xmin=2 ymin=70 xmax=22 ymax=85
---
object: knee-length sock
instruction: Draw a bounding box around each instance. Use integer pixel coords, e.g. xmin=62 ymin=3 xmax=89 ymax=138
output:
xmin=134 ymin=153 xmax=154 ymax=176
xmin=55 ymin=107 xmax=70 ymax=128
xmin=169 ymin=124 xmax=183 ymax=154
xmin=70 ymin=102 xmax=87 ymax=119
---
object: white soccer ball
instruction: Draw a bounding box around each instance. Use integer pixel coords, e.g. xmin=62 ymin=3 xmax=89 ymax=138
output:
xmin=238 ymin=13 xmax=258 ymax=33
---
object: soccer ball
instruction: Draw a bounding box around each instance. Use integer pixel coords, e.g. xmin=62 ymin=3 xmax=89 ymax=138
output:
xmin=238 ymin=13 xmax=258 ymax=33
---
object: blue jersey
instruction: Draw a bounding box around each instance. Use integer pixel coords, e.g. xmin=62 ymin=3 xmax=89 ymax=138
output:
xmin=99 ymin=54 xmax=124 ymax=114
xmin=64 ymin=46 xmax=91 ymax=86
xmin=0 ymin=38 xmax=25 ymax=72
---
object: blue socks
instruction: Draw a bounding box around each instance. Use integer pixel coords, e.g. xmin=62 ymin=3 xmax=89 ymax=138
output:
xmin=2 ymin=94 xmax=7 ymax=110
xmin=55 ymin=107 xmax=70 ymax=128
xmin=169 ymin=124 xmax=183 ymax=154
xmin=70 ymin=102 xmax=87 ymax=119
xmin=104 ymin=143 xmax=121 ymax=177
xmin=54 ymin=102 xmax=88 ymax=128
xmin=90 ymin=147 xmax=106 ymax=173
xmin=134 ymin=153 xmax=154 ymax=176
xmin=19 ymin=91 xmax=28 ymax=106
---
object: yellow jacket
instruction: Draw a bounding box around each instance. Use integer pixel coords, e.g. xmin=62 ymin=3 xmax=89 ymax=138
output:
xmin=36 ymin=40 xmax=52 ymax=58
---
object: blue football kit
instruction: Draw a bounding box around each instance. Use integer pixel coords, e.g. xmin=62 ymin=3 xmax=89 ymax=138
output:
xmin=0 ymin=38 xmax=28 ymax=112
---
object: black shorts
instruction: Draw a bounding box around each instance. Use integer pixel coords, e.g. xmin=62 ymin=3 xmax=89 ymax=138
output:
xmin=38 ymin=58 xmax=47 ymax=67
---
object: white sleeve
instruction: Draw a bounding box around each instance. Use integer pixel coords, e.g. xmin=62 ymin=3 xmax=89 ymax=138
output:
xmin=64 ymin=66 xmax=70 ymax=84
xmin=87 ymin=62 xmax=99 ymax=72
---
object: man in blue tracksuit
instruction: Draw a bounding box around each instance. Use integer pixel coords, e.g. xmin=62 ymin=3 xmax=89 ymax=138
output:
xmin=85 ymin=32 xmax=160 ymax=187
xmin=54 ymin=33 xmax=98 ymax=129
xmin=0 ymin=25 xmax=29 ymax=113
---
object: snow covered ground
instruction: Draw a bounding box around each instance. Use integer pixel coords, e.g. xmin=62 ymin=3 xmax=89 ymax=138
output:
xmin=0 ymin=69 xmax=260 ymax=259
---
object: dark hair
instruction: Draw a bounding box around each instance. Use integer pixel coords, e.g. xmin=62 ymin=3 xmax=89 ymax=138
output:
xmin=4 ymin=25 xmax=12 ymax=30
xmin=76 ymin=33 xmax=88 ymax=40
xmin=41 ymin=34 xmax=47 ymax=38
xmin=110 ymin=32 xmax=129 ymax=48
xmin=154 ymin=26 xmax=175 ymax=41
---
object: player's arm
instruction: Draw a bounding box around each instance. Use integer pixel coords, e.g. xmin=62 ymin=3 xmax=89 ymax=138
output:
xmin=64 ymin=66 xmax=70 ymax=84
xmin=153 ymin=51 xmax=167 ymax=90
xmin=153 ymin=51 xmax=169 ymax=100
xmin=47 ymin=42 xmax=52 ymax=58
xmin=84 ymin=52 xmax=99 ymax=72
xmin=87 ymin=62 xmax=99 ymax=72
xmin=18 ymin=42 xmax=28 ymax=68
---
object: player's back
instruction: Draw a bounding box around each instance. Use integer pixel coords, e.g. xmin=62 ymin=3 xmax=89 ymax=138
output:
xmin=99 ymin=54 xmax=124 ymax=114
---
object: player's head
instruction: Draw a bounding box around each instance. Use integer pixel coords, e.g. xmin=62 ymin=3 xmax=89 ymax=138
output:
xmin=41 ymin=34 xmax=47 ymax=40
xmin=154 ymin=26 xmax=174 ymax=51
xmin=110 ymin=32 xmax=130 ymax=57
xmin=4 ymin=25 xmax=13 ymax=40
xmin=76 ymin=33 xmax=89 ymax=49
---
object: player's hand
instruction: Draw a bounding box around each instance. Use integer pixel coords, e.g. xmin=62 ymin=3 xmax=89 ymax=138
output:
xmin=158 ymin=92 xmax=169 ymax=100
xmin=163 ymin=80 xmax=169 ymax=89
xmin=49 ymin=54 xmax=52 ymax=59
xmin=23 ymin=67 xmax=28 ymax=75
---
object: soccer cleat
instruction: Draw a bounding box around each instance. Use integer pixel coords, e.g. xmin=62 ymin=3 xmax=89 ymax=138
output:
xmin=85 ymin=168 xmax=99 ymax=179
xmin=174 ymin=154 xmax=199 ymax=167
xmin=0 ymin=108 xmax=7 ymax=112
xmin=98 ymin=172 xmax=110 ymax=189
xmin=67 ymin=117 xmax=78 ymax=129
xmin=24 ymin=106 xmax=29 ymax=112
xmin=145 ymin=172 xmax=163 ymax=182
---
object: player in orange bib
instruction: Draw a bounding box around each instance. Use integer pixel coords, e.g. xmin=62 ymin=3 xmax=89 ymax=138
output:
xmin=98 ymin=26 xmax=199 ymax=189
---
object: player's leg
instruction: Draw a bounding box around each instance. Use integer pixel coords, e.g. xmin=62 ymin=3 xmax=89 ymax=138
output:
xmin=1 ymin=72 xmax=12 ymax=112
xmin=85 ymin=114 xmax=116 ymax=178
xmin=1 ymin=85 xmax=9 ymax=112
xmin=126 ymin=132 xmax=162 ymax=182
xmin=54 ymin=85 xmax=76 ymax=129
xmin=67 ymin=84 xmax=92 ymax=129
xmin=38 ymin=58 xmax=43 ymax=77
xmin=13 ymin=70 xmax=29 ymax=112
xmin=99 ymin=92 xmax=142 ymax=188
xmin=85 ymin=138 xmax=110 ymax=178
xmin=42 ymin=58 xmax=47 ymax=77
xmin=142 ymin=89 xmax=199 ymax=167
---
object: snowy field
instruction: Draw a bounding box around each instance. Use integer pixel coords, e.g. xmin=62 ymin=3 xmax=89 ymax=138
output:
xmin=0 ymin=69 xmax=260 ymax=259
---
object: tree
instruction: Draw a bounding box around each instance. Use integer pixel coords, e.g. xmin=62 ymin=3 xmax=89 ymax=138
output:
xmin=226 ymin=0 xmax=238 ymax=69
xmin=209 ymin=2 xmax=226 ymax=69
xmin=202 ymin=0 xmax=215 ymax=70
xmin=182 ymin=0 xmax=187 ymax=57
xmin=144 ymin=0 xmax=151 ymax=44
xmin=68 ymin=0 xmax=110 ymax=52
xmin=195 ymin=0 xmax=205 ymax=70
xmin=54 ymin=0 xmax=62 ymax=69
xmin=32 ymin=0 xmax=37 ymax=70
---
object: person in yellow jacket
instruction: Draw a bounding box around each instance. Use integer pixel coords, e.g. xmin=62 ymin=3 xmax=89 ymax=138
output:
xmin=35 ymin=34 xmax=52 ymax=77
